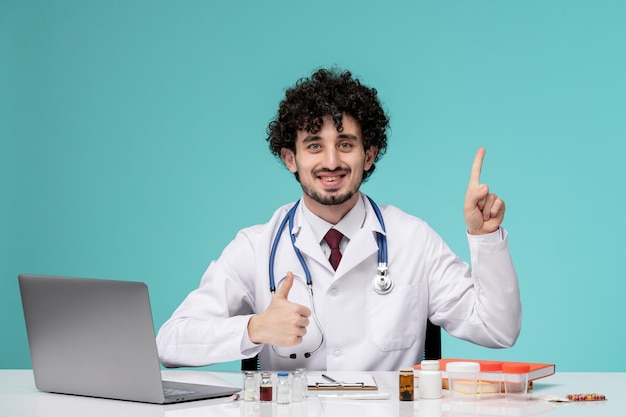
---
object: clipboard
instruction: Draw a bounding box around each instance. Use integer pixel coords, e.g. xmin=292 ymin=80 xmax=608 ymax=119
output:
xmin=307 ymin=373 xmax=378 ymax=390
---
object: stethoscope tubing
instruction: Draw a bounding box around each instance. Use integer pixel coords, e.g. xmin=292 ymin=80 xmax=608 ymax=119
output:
xmin=269 ymin=196 xmax=387 ymax=292
xmin=267 ymin=196 xmax=390 ymax=360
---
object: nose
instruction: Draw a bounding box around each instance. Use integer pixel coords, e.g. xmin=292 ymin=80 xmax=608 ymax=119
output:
xmin=322 ymin=147 xmax=341 ymax=170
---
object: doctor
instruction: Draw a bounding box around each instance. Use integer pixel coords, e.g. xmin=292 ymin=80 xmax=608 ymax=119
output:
xmin=156 ymin=68 xmax=521 ymax=371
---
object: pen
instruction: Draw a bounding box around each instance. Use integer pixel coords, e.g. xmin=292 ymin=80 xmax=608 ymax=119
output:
xmin=321 ymin=374 xmax=337 ymax=383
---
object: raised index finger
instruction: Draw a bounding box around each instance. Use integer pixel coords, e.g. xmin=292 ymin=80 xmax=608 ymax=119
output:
xmin=470 ymin=147 xmax=486 ymax=185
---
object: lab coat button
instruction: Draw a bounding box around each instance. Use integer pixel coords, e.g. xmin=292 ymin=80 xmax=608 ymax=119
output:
xmin=329 ymin=287 xmax=338 ymax=296
xmin=332 ymin=349 xmax=342 ymax=357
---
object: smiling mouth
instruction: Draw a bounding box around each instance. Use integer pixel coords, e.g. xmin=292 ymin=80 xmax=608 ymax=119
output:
xmin=315 ymin=168 xmax=350 ymax=188
xmin=319 ymin=175 xmax=343 ymax=182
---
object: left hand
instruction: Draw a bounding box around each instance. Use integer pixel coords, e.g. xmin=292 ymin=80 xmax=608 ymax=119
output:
xmin=464 ymin=148 xmax=506 ymax=235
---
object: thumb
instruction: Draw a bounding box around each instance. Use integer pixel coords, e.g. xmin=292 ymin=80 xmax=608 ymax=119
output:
xmin=275 ymin=271 xmax=295 ymax=299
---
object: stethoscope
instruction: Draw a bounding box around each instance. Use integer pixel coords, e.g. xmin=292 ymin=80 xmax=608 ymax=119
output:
xmin=268 ymin=196 xmax=393 ymax=359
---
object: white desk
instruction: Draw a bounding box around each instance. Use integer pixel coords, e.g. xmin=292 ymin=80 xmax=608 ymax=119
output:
xmin=1 ymin=369 xmax=622 ymax=417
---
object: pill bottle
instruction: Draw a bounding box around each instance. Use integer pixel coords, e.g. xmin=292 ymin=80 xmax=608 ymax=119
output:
xmin=478 ymin=361 xmax=503 ymax=399
xmin=243 ymin=371 xmax=257 ymax=402
xmin=259 ymin=371 xmax=273 ymax=402
xmin=502 ymin=363 xmax=530 ymax=401
xmin=276 ymin=372 xmax=291 ymax=404
xmin=399 ymin=368 xmax=415 ymax=401
xmin=446 ymin=361 xmax=480 ymax=402
xmin=419 ymin=359 xmax=442 ymax=399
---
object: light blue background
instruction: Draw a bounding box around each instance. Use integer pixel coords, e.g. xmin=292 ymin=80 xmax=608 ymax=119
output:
xmin=2 ymin=1 xmax=625 ymax=372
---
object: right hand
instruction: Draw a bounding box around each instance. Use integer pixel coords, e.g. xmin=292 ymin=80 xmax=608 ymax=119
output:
xmin=247 ymin=271 xmax=311 ymax=347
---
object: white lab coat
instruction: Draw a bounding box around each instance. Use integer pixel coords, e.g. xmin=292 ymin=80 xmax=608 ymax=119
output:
xmin=156 ymin=194 xmax=521 ymax=371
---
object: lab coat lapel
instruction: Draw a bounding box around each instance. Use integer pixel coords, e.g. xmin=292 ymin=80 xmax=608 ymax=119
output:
xmin=291 ymin=196 xmax=386 ymax=278
xmin=291 ymin=216 xmax=330 ymax=271
xmin=334 ymin=211 xmax=382 ymax=278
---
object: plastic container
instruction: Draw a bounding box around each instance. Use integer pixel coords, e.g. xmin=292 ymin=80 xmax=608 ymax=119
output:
xmin=502 ymin=363 xmax=530 ymax=401
xmin=399 ymin=369 xmax=414 ymax=401
xmin=276 ymin=372 xmax=290 ymax=404
xmin=446 ymin=361 xmax=480 ymax=401
xmin=419 ymin=360 xmax=442 ymax=399
xmin=478 ymin=361 xmax=503 ymax=399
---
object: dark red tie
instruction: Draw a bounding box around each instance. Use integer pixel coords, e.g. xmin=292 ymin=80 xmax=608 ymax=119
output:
xmin=324 ymin=229 xmax=344 ymax=270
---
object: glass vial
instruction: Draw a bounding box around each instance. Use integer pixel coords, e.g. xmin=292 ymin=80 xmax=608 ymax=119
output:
xmin=259 ymin=371 xmax=273 ymax=402
xmin=399 ymin=368 xmax=415 ymax=401
xmin=291 ymin=370 xmax=304 ymax=402
xmin=295 ymin=368 xmax=308 ymax=399
xmin=419 ymin=359 xmax=442 ymax=399
xmin=243 ymin=371 xmax=257 ymax=402
xmin=276 ymin=372 xmax=290 ymax=404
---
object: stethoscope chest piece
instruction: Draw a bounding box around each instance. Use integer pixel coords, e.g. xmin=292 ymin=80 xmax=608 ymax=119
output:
xmin=372 ymin=271 xmax=394 ymax=295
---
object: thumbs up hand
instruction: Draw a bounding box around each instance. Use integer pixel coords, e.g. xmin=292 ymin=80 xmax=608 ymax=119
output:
xmin=247 ymin=272 xmax=312 ymax=347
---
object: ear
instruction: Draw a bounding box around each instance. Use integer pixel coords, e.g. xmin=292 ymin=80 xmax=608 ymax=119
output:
xmin=280 ymin=148 xmax=298 ymax=173
xmin=364 ymin=146 xmax=378 ymax=171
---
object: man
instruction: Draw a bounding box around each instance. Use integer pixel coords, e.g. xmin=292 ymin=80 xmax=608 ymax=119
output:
xmin=156 ymin=68 xmax=521 ymax=371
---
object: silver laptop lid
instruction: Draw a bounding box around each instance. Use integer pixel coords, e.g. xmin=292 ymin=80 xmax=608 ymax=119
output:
xmin=19 ymin=274 xmax=240 ymax=404
xmin=19 ymin=274 xmax=168 ymax=403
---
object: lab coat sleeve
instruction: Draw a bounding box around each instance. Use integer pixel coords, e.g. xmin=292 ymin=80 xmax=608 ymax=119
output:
xmin=428 ymin=227 xmax=522 ymax=348
xmin=156 ymin=230 xmax=265 ymax=367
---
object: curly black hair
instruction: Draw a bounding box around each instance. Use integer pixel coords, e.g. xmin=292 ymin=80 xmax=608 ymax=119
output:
xmin=266 ymin=68 xmax=390 ymax=182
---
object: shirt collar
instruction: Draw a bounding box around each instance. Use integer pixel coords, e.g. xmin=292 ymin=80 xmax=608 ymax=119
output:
xmin=300 ymin=193 xmax=367 ymax=244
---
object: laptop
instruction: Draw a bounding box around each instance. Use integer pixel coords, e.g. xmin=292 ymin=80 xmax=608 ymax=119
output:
xmin=18 ymin=274 xmax=241 ymax=404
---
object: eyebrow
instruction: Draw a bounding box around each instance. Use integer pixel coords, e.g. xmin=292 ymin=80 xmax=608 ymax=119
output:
xmin=301 ymin=133 xmax=360 ymax=143
xmin=338 ymin=133 xmax=359 ymax=140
